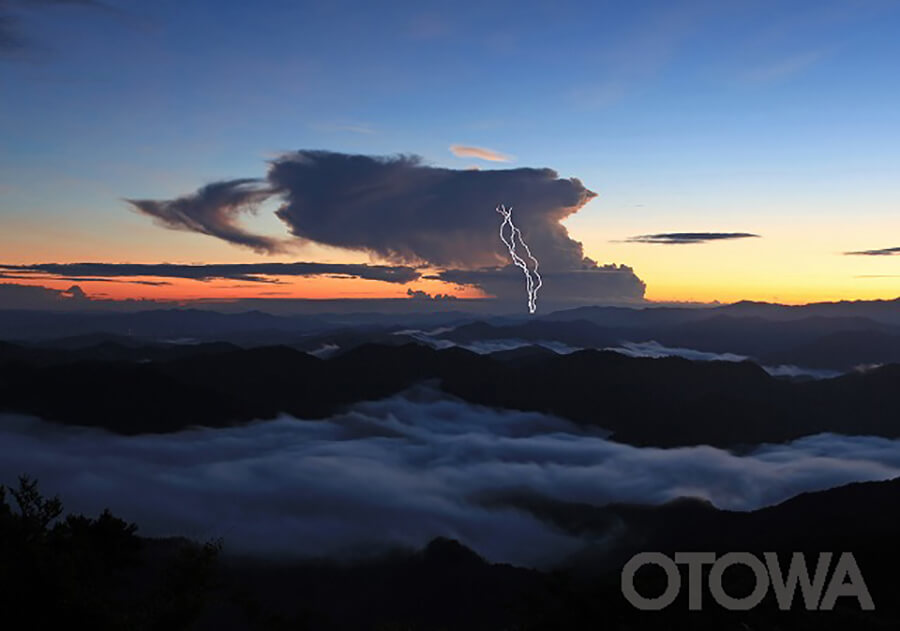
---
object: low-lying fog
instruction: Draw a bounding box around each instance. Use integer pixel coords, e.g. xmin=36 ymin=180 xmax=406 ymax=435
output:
xmin=1 ymin=387 xmax=897 ymax=566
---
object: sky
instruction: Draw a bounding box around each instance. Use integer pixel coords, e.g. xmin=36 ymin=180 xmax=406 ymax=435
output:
xmin=1 ymin=0 xmax=900 ymax=308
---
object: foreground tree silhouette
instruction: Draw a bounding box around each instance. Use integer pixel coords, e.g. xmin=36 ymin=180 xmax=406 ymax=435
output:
xmin=0 ymin=475 xmax=221 ymax=630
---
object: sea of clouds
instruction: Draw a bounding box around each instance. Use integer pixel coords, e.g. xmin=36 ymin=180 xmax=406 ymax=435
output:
xmin=400 ymin=330 xmax=840 ymax=379
xmin=0 ymin=387 xmax=897 ymax=566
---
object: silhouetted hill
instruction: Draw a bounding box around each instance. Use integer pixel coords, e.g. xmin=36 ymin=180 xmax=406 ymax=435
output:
xmin=496 ymin=476 xmax=900 ymax=572
xmin=34 ymin=332 xmax=152 ymax=349
xmin=650 ymin=315 xmax=897 ymax=356
xmin=0 ymin=308 xmax=481 ymax=343
xmin=717 ymin=297 xmax=900 ymax=324
xmin=541 ymin=304 xmax=711 ymax=327
xmin=546 ymin=297 xmax=900 ymax=326
xmin=0 ymin=338 xmax=241 ymax=366
xmin=5 ymin=471 xmax=900 ymax=629
xmin=197 ymin=477 xmax=900 ymax=629
xmin=0 ymin=476 xmax=221 ymax=629
xmin=448 ymin=314 xmax=900 ymax=362
xmin=7 ymin=306 xmax=900 ymax=373
xmin=443 ymin=319 xmax=621 ymax=347
xmin=0 ymin=309 xmax=327 ymax=341
xmin=3 ymin=341 xmax=900 ymax=446
xmin=763 ymin=330 xmax=900 ymax=370
xmin=488 ymin=344 xmax=560 ymax=362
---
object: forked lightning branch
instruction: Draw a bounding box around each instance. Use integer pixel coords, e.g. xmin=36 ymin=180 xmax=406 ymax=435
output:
xmin=496 ymin=204 xmax=542 ymax=314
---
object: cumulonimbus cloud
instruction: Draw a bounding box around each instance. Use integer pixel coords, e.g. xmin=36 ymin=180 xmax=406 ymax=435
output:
xmin=434 ymin=264 xmax=646 ymax=306
xmin=449 ymin=145 xmax=512 ymax=162
xmin=128 ymin=150 xmax=647 ymax=306
xmin=129 ymin=151 xmax=597 ymax=270
xmin=1 ymin=262 xmax=421 ymax=284
xmin=624 ymin=232 xmax=760 ymax=244
xmin=266 ymin=151 xmax=597 ymax=270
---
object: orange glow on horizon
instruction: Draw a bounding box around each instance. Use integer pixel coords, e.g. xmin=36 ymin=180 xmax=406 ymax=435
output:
xmin=7 ymin=272 xmax=899 ymax=307
xmin=4 ymin=274 xmax=487 ymax=303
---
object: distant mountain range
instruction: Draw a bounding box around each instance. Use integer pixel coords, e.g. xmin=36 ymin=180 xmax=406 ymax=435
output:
xmin=2 ymin=339 xmax=900 ymax=447
xmin=5 ymin=300 xmax=900 ymax=370
xmin=439 ymin=313 xmax=900 ymax=371
xmin=544 ymin=297 xmax=900 ymax=325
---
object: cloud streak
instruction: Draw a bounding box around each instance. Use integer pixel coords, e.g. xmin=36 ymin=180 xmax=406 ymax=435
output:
xmin=624 ymin=232 xmax=760 ymax=244
xmin=845 ymin=246 xmax=900 ymax=256
xmin=449 ymin=145 xmax=512 ymax=162
xmin=2 ymin=262 xmax=422 ymax=284
xmin=127 ymin=179 xmax=282 ymax=254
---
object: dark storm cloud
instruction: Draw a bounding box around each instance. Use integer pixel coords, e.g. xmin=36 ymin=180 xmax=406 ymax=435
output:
xmin=267 ymin=151 xmax=598 ymax=270
xmin=434 ymin=263 xmax=646 ymax=305
xmin=126 ymin=179 xmax=282 ymax=254
xmin=0 ymin=283 xmax=87 ymax=309
xmin=3 ymin=262 xmax=421 ymax=284
xmin=406 ymin=288 xmax=457 ymax=301
xmin=624 ymin=232 xmax=760 ymax=244
xmin=129 ymin=152 xmax=597 ymax=270
xmin=845 ymin=246 xmax=900 ymax=256
xmin=130 ymin=150 xmax=648 ymax=307
xmin=2 ymin=389 xmax=900 ymax=565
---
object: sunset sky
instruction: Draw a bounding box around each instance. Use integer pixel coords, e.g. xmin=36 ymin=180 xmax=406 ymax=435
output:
xmin=2 ymin=0 xmax=899 ymax=308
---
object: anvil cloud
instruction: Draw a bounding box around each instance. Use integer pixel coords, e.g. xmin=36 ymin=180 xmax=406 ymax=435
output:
xmin=128 ymin=150 xmax=646 ymax=306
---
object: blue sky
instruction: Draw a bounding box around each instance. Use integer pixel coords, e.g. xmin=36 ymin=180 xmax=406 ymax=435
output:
xmin=2 ymin=0 xmax=900 ymax=303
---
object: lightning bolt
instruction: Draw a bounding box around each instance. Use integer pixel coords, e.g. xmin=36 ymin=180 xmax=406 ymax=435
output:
xmin=496 ymin=204 xmax=542 ymax=314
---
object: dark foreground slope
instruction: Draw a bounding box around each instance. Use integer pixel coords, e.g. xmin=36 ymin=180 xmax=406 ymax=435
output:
xmin=204 ymin=477 xmax=900 ymax=630
xmin=4 ymin=476 xmax=899 ymax=630
xmin=2 ymin=341 xmax=900 ymax=446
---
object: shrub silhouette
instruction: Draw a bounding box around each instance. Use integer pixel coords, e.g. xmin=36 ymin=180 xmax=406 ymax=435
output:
xmin=0 ymin=475 xmax=220 ymax=629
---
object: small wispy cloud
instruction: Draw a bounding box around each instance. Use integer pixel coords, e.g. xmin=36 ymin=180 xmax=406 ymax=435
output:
xmin=744 ymin=50 xmax=824 ymax=84
xmin=623 ymin=232 xmax=761 ymax=245
xmin=312 ymin=123 xmax=377 ymax=135
xmin=845 ymin=246 xmax=900 ymax=256
xmin=449 ymin=145 xmax=512 ymax=163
